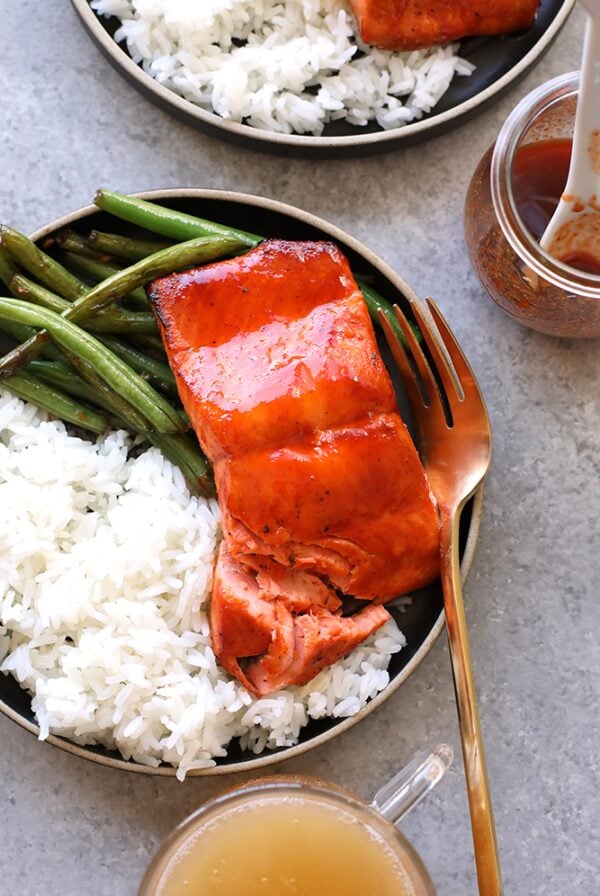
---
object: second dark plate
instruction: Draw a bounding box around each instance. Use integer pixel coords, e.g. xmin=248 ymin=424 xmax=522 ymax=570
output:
xmin=71 ymin=0 xmax=574 ymax=157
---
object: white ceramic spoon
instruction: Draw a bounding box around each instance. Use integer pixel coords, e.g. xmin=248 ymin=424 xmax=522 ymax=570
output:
xmin=540 ymin=0 xmax=600 ymax=268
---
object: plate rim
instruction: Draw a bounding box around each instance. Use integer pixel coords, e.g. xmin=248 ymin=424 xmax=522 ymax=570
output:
xmin=71 ymin=0 xmax=575 ymax=151
xmin=0 ymin=188 xmax=485 ymax=775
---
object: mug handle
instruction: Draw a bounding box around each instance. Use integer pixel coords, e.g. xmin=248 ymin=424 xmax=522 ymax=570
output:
xmin=370 ymin=743 xmax=454 ymax=825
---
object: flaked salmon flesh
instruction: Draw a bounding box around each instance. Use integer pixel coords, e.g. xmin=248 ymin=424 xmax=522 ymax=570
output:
xmin=150 ymin=239 xmax=439 ymax=695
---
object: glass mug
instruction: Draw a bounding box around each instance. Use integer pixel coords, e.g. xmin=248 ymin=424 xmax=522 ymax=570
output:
xmin=138 ymin=744 xmax=453 ymax=896
xmin=465 ymin=71 xmax=600 ymax=338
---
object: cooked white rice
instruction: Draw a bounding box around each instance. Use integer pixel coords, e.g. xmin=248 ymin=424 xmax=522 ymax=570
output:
xmin=0 ymin=390 xmax=406 ymax=779
xmin=90 ymin=0 xmax=474 ymax=135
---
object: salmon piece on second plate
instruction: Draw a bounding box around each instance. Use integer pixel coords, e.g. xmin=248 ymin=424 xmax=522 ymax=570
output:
xmin=348 ymin=0 xmax=540 ymax=50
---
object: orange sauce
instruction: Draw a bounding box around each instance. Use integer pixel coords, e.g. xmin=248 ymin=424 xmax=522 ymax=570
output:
xmin=511 ymin=138 xmax=600 ymax=275
xmin=559 ymin=251 xmax=600 ymax=275
xmin=155 ymin=796 xmax=416 ymax=896
xmin=512 ymin=139 xmax=573 ymax=241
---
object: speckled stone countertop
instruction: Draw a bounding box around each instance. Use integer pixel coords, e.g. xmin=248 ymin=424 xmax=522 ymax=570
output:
xmin=1 ymin=3 xmax=598 ymax=894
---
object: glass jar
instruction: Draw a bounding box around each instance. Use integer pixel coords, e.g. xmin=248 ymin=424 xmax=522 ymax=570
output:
xmin=464 ymin=72 xmax=600 ymax=338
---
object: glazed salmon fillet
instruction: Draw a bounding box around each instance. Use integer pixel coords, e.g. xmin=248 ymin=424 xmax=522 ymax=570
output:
xmin=150 ymin=239 xmax=439 ymax=695
xmin=348 ymin=0 xmax=540 ymax=50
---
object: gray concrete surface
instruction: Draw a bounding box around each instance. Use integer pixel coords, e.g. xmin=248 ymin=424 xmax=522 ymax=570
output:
xmin=0 ymin=2 xmax=598 ymax=894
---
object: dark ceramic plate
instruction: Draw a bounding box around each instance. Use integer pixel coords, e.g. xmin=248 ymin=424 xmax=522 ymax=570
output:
xmin=0 ymin=191 xmax=484 ymax=775
xmin=71 ymin=0 xmax=574 ymax=157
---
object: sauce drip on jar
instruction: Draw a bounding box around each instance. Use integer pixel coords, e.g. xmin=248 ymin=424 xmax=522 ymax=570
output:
xmin=511 ymin=138 xmax=600 ymax=275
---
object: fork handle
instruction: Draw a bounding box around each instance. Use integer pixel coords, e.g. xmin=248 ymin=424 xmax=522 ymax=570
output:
xmin=440 ymin=503 xmax=503 ymax=896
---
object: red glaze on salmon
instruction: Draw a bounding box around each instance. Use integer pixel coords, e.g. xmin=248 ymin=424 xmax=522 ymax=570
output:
xmin=348 ymin=0 xmax=540 ymax=50
xmin=149 ymin=239 xmax=439 ymax=695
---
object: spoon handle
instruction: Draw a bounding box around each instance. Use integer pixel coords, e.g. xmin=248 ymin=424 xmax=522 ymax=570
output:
xmin=563 ymin=6 xmax=600 ymax=198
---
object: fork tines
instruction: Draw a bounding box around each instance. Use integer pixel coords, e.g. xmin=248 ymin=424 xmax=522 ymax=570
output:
xmin=378 ymin=298 xmax=473 ymax=428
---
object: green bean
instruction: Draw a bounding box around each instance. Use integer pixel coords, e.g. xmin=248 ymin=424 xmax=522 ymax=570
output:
xmin=68 ymin=343 xmax=181 ymax=433
xmin=54 ymin=230 xmax=107 ymax=259
xmin=28 ymin=354 xmax=150 ymax=436
xmin=81 ymin=377 xmax=207 ymax=491
xmin=0 ymin=245 xmax=19 ymax=290
xmin=27 ymin=360 xmax=105 ymax=406
xmin=5 ymin=320 xmax=216 ymax=492
xmin=356 ymin=279 xmax=420 ymax=347
xmin=95 ymin=190 xmax=261 ymax=248
xmin=89 ymin=230 xmax=172 ymax=261
xmin=11 ymin=274 xmax=157 ymax=335
xmin=149 ymin=433 xmax=214 ymax=497
xmin=22 ymin=338 xmax=203 ymax=490
xmin=61 ymin=250 xmax=120 ymax=279
xmin=1 ymin=226 xmax=86 ymax=300
xmin=99 ymin=336 xmax=177 ymax=396
xmin=0 ymin=234 xmax=243 ymax=377
xmin=0 ymin=318 xmax=67 ymax=364
xmin=60 ymin=251 xmax=149 ymax=307
xmin=0 ymin=233 xmax=148 ymax=327
xmin=1 ymin=317 xmax=45 ymax=348
xmin=0 ymin=299 xmax=185 ymax=434
xmin=60 ymin=347 xmax=154 ymax=432
xmin=131 ymin=333 xmax=167 ymax=356
xmin=2 ymin=369 xmax=109 ymax=433
xmin=11 ymin=275 xmax=70 ymax=315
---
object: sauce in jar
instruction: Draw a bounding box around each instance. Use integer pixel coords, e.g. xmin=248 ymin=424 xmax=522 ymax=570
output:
xmin=511 ymin=139 xmax=572 ymax=241
xmin=511 ymin=138 xmax=600 ymax=275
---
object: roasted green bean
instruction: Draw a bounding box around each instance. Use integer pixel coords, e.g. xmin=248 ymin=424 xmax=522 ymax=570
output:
xmin=1 ymin=226 xmax=86 ymax=300
xmin=60 ymin=251 xmax=149 ymax=307
xmin=0 ymin=318 xmax=67 ymax=364
xmin=356 ymin=279 xmax=419 ymax=347
xmin=0 ymin=299 xmax=185 ymax=434
xmin=27 ymin=359 xmax=106 ymax=406
xmin=0 ymin=245 xmax=19 ymax=290
xmin=2 ymin=369 xmax=109 ymax=433
xmin=95 ymin=190 xmax=261 ymax=248
xmin=98 ymin=336 xmax=177 ymax=396
xmin=11 ymin=274 xmax=157 ymax=335
xmin=89 ymin=230 xmax=171 ymax=261
xmin=54 ymin=230 xmax=106 ymax=259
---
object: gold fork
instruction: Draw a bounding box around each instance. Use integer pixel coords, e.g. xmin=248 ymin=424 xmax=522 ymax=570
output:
xmin=379 ymin=298 xmax=502 ymax=896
